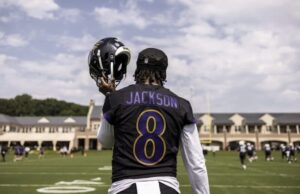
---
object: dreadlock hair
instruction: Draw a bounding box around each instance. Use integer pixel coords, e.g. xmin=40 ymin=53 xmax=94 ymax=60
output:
xmin=134 ymin=68 xmax=167 ymax=86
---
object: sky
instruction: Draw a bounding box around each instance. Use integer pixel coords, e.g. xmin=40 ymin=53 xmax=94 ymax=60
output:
xmin=0 ymin=0 xmax=299 ymax=113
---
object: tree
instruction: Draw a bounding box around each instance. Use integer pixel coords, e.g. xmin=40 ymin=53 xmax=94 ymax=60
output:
xmin=0 ymin=94 xmax=88 ymax=116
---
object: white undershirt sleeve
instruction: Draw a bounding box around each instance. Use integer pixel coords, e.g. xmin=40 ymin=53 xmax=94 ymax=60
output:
xmin=180 ymin=123 xmax=210 ymax=194
xmin=97 ymin=115 xmax=114 ymax=148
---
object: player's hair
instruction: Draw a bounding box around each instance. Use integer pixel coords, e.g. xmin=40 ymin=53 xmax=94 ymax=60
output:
xmin=134 ymin=69 xmax=166 ymax=86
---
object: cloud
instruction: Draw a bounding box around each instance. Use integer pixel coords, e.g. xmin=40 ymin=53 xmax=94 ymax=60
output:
xmin=0 ymin=52 xmax=98 ymax=104
xmin=152 ymin=0 xmax=300 ymax=112
xmin=0 ymin=13 xmax=20 ymax=23
xmin=0 ymin=0 xmax=59 ymax=20
xmin=179 ymin=22 xmax=216 ymax=36
xmin=1 ymin=0 xmax=299 ymax=112
xmin=58 ymin=8 xmax=81 ymax=23
xmin=93 ymin=3 xmax=148 ymax=29
xmin=0 ymin=54 xmax=17 ymax=67
xmin=0 ymin=32 xmax=28 ymax=47
xmin=56 ymin=34 xmax=97 ymax=52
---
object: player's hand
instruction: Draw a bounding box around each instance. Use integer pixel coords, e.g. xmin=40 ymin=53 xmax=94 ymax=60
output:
xmin=96 ymin=76 xmax=116 ymax=95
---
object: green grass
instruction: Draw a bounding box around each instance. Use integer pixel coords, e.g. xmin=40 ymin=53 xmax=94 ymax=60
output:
xmin=0 ymin=150 xmax=299 ymax=194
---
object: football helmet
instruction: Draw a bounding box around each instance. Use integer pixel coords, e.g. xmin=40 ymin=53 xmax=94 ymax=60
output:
xmin=239 ymin=140 xmax=245 ymax=146
xmin=136 ymin=48 xmax=168 ymax=72
xmin=88 ymin=37 xmax=131 ymax=92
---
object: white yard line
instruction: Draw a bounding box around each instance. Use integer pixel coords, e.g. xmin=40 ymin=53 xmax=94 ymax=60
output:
xmin=0 ymin=172 xmax=110 ymax=175
xmin=208 ymin=185 xmax=300 ymax=189
xmin=0 ymin=184 xmax=300 ymax=189
xmin=1 ymin=172 xmax=300 ymax=177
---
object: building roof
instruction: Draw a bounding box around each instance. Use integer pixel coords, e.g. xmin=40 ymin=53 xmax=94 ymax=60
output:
xmin=0 ymin=114 xmax=86 ymax=126
xmin=239 ymin=113 xmax=265 ymax=125
xmin=91 ymin=105 xmax=102 ymax=119
xmin=194 ymin=113 xmax=300 ymax=126
xmin=269 ymin=113 xmax=300 ymax=124
xmin=1 ymin=112 xmax=300 ymax=126
xmin=211 ymin=113 xmax=234 ymax=125
xmin=0 ymin=114 xmax=18 ymax=124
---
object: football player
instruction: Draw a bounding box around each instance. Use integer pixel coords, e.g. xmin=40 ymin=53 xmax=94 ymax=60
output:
xmin=238 ymin=141 xmax=247 ymax=170
xmin=297 ymin=144 xmax=300 ymax=153
xmin=286 ymin=143 xmax=297 ymax=163
xmin=246 ymin=142 xmax=254 ymax=163
xmin=263 ymin=143 xmax=273 ymax=161
xmin=0 ymin=145 xmax=7 ymax=162
xmin=89 ymin=38 xmax=209 ymax=194
xmin=13 ymin=144 xmax=23 ymax=162
xmin=280 ymin=144 xmax=286 ymax=160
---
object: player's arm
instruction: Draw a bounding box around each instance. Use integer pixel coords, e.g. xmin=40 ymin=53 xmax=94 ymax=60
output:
xmin=180 ymin=123 xmax=210 ymax=194
xmin=97 ymin=114 xmax=114 ymax=148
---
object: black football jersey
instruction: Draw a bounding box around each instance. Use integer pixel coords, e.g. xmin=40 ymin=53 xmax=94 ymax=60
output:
xmin=102 ymin=84 xmax=195 ymax=182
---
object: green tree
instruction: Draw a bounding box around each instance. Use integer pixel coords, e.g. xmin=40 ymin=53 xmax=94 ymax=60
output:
xmin=0 ymin=94 xmax=88 ymax=116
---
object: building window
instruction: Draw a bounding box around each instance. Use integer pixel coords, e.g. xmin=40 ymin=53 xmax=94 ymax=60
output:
xmin=79 ymin=127 xmax=85 ymax=132
xmin=204 ymin=125 xmax=211 ymax=132
xmin=62 ymin=127 xmax=71 ymax=133
xmin=49 ymin=127 xmax=58 ymax=133
xmin=266 ymin=125 xmax=275 ymax=132
xmin=216 ymin=125 xmax=223 ymax=133
xmin=248 ymin=125 xmax=255 ymax=133
xmin=10 ymin=126 xmax=16 ymax=132
xmin=290 ymin=125 xmax=297 ymax=133
xmin=36 ymin=127 xmax=45 ymax=133
xmin=94 ymin=124 xmax=99 ymax=130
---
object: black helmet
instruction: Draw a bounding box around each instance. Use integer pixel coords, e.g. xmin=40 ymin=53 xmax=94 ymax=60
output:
xmin=88 ymin=37 xmax=131 ymax=85
xmin=136 ymin=48 xmax=168 ymax=72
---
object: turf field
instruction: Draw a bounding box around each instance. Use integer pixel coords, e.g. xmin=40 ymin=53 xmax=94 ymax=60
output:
xmin=0 ymin=150 xmax=299 ymax=194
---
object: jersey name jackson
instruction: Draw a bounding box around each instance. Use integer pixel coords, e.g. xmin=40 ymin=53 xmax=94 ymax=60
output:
xmin=125 ymin=91 xmax=178 ymax=109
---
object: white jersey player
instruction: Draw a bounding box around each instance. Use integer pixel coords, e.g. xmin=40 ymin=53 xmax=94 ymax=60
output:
xmin=238 ymin=141 xmax=247 ymax=170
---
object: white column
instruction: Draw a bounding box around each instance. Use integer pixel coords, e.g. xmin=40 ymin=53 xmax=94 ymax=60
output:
xmin=214 ymin=125 xmax=217 ymax=134
xmin=38 ymin=141 xmax=42 ymax=149
xmin=296 ymin=125 xmax=299 ymax=134
xmin=85 ymin=138 xmax=89 ymax=151
xmin=245 ymin=125 xmax=249 ymax=134
xmin=69 ymin=141 xmax=73 ymax=152
xmin=223 ymin=126 xmax=227 ymax=150
xmin=53 ymin=141 xmax=57 ymax=151
xmin=97 ymin=142 xmax=102 ymax=151
xmin=277 ymin=125 xmax=281 ymax=134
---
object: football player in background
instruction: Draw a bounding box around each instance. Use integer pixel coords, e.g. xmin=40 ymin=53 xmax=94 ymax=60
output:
xmin=238 ymin=141 xmax=247 ymax=170
xmin=286 ymin=143 xmax=297 ymax=164
xmin=0 ymin=144 xmax=7 ymax=162
xmin=263 ymin=143 xmax=273 ymax=161
xmin=297 ymin=144 xmax=300 ymax=154
xmin=246 ymin=142 xmax=254 ymax=163
xmin=13 ymin=143 xmax=23 ymax=162
xmin=89 ymin=37 xmax=209 ymax=194
xmin=280 ymin=144 xmax=286 ymax=160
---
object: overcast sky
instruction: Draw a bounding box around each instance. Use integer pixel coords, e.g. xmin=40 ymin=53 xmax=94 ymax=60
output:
xmin=0 ymin=0 xmax=299 ymax=113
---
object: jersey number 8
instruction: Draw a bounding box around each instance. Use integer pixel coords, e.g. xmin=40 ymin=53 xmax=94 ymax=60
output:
xmin=133 ymin=109 xmax=166 ymax=166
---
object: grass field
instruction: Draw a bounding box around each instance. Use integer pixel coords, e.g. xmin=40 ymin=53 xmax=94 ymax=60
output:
xmin=0 ymin=150 xmax=299 ymax=194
